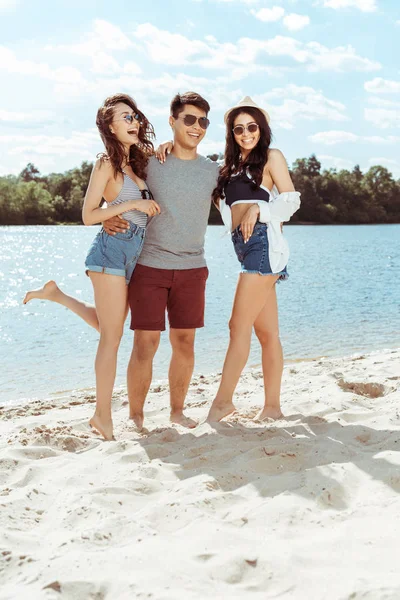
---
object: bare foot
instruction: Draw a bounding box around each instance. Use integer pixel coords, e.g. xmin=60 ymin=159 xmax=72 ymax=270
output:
xmin=206 ymin=401 xmax=236 ymax=423
xmin=255 ymin=407 xmax=284 ymax=422
xmin=129 ymin=412 xmax=144 ymax=431
xmin=89 ymin=415 xmax=114 ymax=441
xmin=23 ymin=280 xmax=60 ymax=305
xmin=170 ymin=412 xmax=198 ymax=428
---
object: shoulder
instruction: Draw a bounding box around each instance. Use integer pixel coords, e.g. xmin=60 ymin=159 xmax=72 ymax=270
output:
xmin=265 ymin=148 xmax=289 ymax=174
xmin=93 ymin=157 xmax=113 ymax=178
xmin=267 ymin=148 xmax=287 ymax=165
xmin=197 ymin=155 xmax=220 ymax=182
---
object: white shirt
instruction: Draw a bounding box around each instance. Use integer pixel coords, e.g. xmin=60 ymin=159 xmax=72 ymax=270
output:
xmin=218 ymin=184 xmax=301 ymax=273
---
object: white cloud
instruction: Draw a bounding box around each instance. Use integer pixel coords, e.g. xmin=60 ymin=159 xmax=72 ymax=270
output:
xmin=364 ymin=77 xmax=400 ymax=94
xmin=0 ymin=109 xmax=58 ymax=128
xmin=283 ymin=14 xmax=310 ymax=31
xmin=251 ymin=6 xmax=285 ymax=22
xmin=133 ymin=25 xmax=380 ymax=73
xmin=0 ymin=46 xmax=85 ymax=85
xmin=0 ymin=0 xmax=18 ymax=11
xmin=364 ymin=108 xmax=400 ymax=128
xmin=368 ymin=97 xmax=400 ymax=108
xmin=45 ymin=20 xmax=139 ymax=76
xmin=254 ymin=85 xmax=348 ymax=129
xmin=309 ymin=130 xmax=358 ymax=144
xmin=321 ymin=0 xmax=376 ymax=11
xmin=309 ymin=130 xmax=400 ymax=144
xmin=2 ymin=130 xmax=101 ymax=160
xmin=319 ymin=155 xmax=355 ymax=169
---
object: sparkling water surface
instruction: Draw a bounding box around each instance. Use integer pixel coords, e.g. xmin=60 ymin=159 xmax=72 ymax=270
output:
xmin=1 ymin=224 xmax=399 ymax=405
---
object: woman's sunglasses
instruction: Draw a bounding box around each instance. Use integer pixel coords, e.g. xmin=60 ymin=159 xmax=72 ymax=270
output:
xmin=232 ymin=122 xmax=259 ymax=136
xmin=115 ymin=113 xmax=142 ymax=125
xmin=178 ymin=114 xmax=210 ymax=130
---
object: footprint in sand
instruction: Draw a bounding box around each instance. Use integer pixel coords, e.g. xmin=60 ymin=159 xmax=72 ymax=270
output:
xmin=337 ymin=379 xmax=389 ymax=399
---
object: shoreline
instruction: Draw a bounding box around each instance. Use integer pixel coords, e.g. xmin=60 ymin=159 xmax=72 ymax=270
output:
xmin=2 ymin=345 xmax=399 ymax=410
xmin=1 ymin=348 xmax=400 ymax=598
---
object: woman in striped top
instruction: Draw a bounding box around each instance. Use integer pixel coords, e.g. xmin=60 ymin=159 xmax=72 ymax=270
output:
xmin=24 ymin=94 xmax=160 ymax=441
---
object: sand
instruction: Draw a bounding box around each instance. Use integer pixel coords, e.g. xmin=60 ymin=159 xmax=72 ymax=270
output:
xmin=1 ymin=348 xmax=400 ymax=600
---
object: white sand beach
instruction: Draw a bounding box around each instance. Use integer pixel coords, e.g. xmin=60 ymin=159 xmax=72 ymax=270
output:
xmin=1 ymin=349 xmax=400 ymax=600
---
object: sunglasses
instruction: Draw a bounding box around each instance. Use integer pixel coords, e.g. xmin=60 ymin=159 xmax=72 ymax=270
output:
xmin=178 ymin=114 xmax=210 ymax=130
xmin=115 ymin=113 xmax=142 ymax=125
xmin=232 ymin=122 xmax=259 ymax=136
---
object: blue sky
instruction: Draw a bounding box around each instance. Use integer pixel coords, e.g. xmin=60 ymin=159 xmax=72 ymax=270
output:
xmin=1 ymin=0 xmax=399 ymax=177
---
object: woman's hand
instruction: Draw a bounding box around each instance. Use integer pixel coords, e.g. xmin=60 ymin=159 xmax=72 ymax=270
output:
xmin=155 ymin=141 xmax=173 ymax=163
xmin=240 ymin=204 xmax=260 ymax=243
xmin=132 ymin=199 xmax=161 ymax=217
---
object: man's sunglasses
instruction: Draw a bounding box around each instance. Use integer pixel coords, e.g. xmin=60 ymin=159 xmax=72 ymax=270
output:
xmin=232 ymin=122 xmax=259 ymax=136
xmin=115 ymin=113 xmax=142 ymax=125
xmin=178 ymin=114 xmax=210 ymax=130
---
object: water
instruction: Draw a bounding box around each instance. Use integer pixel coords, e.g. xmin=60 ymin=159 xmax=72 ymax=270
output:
xmin=1 ymin=224 xmax=399 ymax=405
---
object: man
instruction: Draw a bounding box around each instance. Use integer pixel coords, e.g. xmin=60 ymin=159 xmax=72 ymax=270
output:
xmin=104 ymin=92 xmax=219 ymax=430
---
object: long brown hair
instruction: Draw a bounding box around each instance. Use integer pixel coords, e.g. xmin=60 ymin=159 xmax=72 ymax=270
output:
xmin=212 ymin=106 xmax=272 ymax=203
xmin=96 ymin=93 xmax=155 ymax=179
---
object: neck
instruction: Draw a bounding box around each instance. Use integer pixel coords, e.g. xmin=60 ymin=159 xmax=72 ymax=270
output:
xmin=171 ymin=140 xmax=198 ymax=161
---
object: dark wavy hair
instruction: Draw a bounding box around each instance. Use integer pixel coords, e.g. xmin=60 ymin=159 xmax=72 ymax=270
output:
xmin=212 ymin=106 xmax=272 ymax=203
xmin=96 ymin=93 xmax=155 ymax=180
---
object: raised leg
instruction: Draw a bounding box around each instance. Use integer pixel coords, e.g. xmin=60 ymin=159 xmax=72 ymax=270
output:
xmin=88 ymin=273 xmax=128 ymax=440
xmin=206 ymin=273 xmax=279 ymax=422
xmin=169 ymin=328 xmax=197 ymax=428
xmin=23 ymin=280 xmax=100 ymax=332
xmin=127 ymin=330 xmax=160 ymax=430
xmin=253 ymin=287 xmax=284 ymax=420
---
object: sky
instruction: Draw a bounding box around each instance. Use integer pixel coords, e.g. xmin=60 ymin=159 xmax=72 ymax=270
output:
xmin=1 ymin=0 xmax=399 ymax=178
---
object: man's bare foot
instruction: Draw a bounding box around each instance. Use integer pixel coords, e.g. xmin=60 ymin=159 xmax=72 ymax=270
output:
xmin=255 ymin=407 xmax=284 ymax=421
xmin=170 ymin=411 xmax=198 ymax=428
xmin=206 ymin=401 xmax=236 ymax=423
xmin=23 ymin=280 xmax=60 ymax=305
xmin=89 ymin=415 xmax=114 ymax=441
xmin=129 ymin=412 xmax=144 ymax=431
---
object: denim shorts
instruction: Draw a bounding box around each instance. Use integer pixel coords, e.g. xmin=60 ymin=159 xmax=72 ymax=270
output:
xmin=231 ymin=222 xmax=288 ymax=280
xmin=85 ymin=222 xmax=145 ymax=285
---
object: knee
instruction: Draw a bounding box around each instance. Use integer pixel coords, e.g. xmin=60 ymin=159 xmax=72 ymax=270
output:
xmin=228 ymin=318 xmax=250 ymax=341
xmin=133 ymin=333 xmax=160 ymax=362
xmin=99 ymin=328 xmax=123 ymax=350
xmin=170 ymin=332 xmax=195 ymax=358
xmin=255 ymin=327 xmax=280 ymax=348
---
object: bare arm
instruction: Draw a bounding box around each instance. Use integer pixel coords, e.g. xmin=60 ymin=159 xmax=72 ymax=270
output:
xmin=240 ymin=150 xmax=295 ymax=241
xmin=82 ymin=160 xmax=160 ymax=226
xmin=266 ymin=149 xmax=295 ymax=193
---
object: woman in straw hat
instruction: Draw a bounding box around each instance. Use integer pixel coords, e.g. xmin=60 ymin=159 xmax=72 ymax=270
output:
xmin=206 ymin=96 xmax=300 ymax=422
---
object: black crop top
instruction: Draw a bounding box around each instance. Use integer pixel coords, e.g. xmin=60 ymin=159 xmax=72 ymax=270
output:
xmin=224 ymin=173 xmax=270 ymax=208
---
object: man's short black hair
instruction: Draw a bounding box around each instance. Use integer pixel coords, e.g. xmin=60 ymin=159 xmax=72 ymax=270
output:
xmin=170 ymin=91 xmax=210 ymax=118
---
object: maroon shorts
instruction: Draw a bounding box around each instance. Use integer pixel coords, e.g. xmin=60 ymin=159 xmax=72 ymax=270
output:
xmin=128 ymin=264 xmax=209 ymax=331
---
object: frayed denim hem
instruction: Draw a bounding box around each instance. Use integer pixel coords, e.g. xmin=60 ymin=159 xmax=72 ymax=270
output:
xmin=240 ymin=269 xmax=289 ymax=282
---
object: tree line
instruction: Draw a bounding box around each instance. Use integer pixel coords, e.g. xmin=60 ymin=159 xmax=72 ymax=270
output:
xmin=0 ymin=155 xmax=399 ymax=225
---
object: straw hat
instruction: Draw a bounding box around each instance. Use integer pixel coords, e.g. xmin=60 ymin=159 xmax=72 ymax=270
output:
xmin=224 ymin=95 xmax=270 ymax=124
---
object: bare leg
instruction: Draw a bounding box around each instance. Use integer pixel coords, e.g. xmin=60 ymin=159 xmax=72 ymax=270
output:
xmin=88 ymin=273 xmax=127 ymax=441
xmin=127 ymin=330 xmax=160 ymax=430
xmin=169 ymin=329 xmax=197 ymax=428
xmin=23 ymin=280 xmax=100 ymax=332
xmin=254 ymin=288 xmax=284 ymax=420
xmin=206 ymin=274 xmax=279 ymax=422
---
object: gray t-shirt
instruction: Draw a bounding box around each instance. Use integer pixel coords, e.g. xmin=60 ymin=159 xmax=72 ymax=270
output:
xmin=139 ymin=154 xmax=219 ymax=270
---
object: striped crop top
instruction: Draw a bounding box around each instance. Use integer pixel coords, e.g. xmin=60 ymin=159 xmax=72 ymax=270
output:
xmin=224 ymin=172 xmax=270 ymax=207
xmin=108 ymin=171 xmax=153 ymax=228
